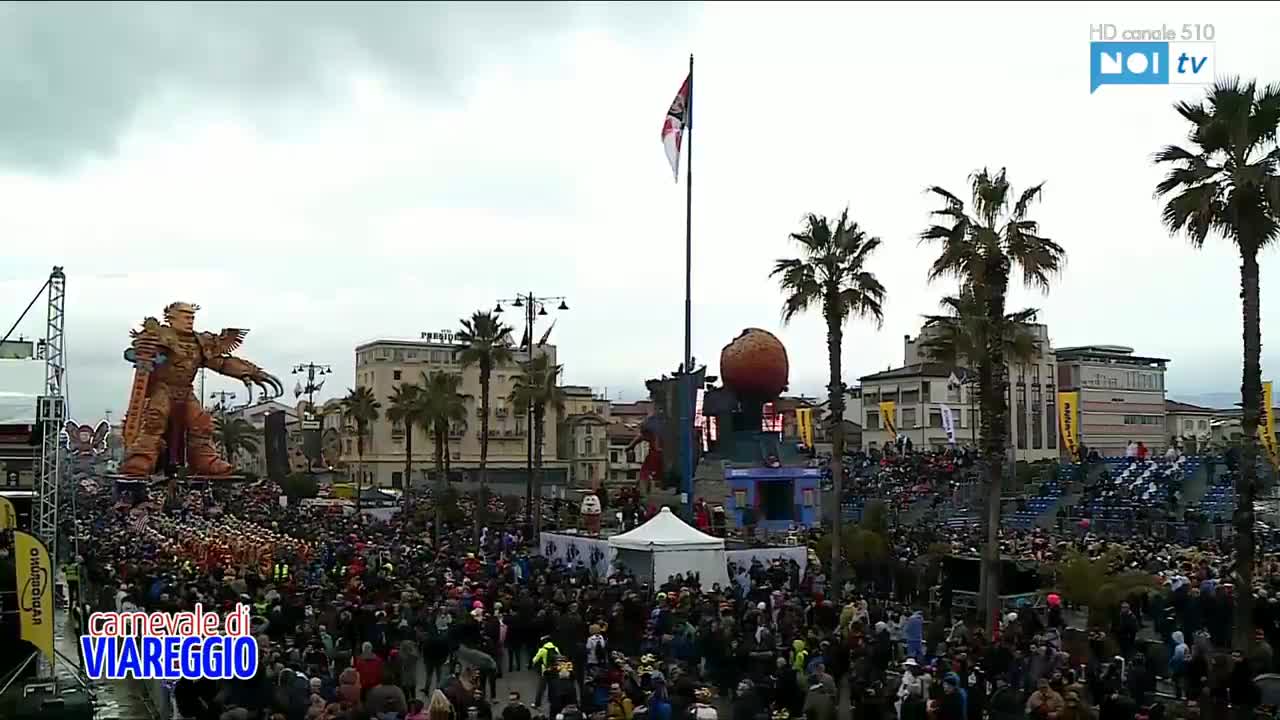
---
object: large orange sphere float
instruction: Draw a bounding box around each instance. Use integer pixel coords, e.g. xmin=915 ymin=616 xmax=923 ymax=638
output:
xmin=720 ymin=328 xmax=789 ymax=400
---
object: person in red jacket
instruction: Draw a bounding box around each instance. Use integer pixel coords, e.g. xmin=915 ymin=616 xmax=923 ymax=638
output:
xmin=354 ymin=641 xmax=384 ymax=698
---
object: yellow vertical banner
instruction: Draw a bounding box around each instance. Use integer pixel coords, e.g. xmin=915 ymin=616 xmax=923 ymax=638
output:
xmin=0 ymin=496 xmax=16 ymax=529
xmin=15 ymin=531 xmax=54 ymax=662
xmin=1260 ymin=381 xmax=1279 ymax=467
xmin=1057 ymin=391 xmax=1079 ymax=458
xmin=795 ymin=408 xmax=814 ymax=448
xmin=879 ymin=401 xmax=897 ymax=437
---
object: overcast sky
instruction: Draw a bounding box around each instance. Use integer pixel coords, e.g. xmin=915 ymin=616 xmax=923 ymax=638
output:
xmin=2 ymin=1 xmax=1278 ymax=420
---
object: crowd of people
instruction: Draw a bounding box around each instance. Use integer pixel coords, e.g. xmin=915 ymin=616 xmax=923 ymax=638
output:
xmin=50 ymin=442 xmax=1280 ymax=720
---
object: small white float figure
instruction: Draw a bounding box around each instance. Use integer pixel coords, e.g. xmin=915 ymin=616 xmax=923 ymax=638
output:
xmin=580 ymin=492 xmax=602 ymax=535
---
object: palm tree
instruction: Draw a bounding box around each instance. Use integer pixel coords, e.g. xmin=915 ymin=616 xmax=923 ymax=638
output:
xmin=456 ymin=310 xmax=516 ymax=542
xmin=419 ymin=370 xmax=469 ymax=547
xmin=509 ymin=354 xmax=565 ymax=537
xmin=213 ymin=416 xmax=260 ymax=469
xmin=386 ymin=382 xmax=423 ymax=490
xmin=1154 ymin=78 xmax=1280 ymax=648
xmin=771 ymin=209 xmax=886 ymax=599
xmin=340 ymin=386 xmax=382 ymax=509
xmin=917 ymin=291 xmax=1041 ymax=369
xmin=921 ymin=167 xmax=1064 ymax=628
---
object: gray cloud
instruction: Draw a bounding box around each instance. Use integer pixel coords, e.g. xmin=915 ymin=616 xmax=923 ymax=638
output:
xmin=0 ymin=1 xmax=687 ymax=170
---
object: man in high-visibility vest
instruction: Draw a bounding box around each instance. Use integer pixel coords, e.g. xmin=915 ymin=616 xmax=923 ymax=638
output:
xmin=531 ymin=635 xmax=560 ymax=707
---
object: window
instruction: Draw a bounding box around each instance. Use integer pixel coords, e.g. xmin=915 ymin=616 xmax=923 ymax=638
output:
xmin=1045 ymin=398 xmax=1057 ymax=449
xmin=928 ymin=410 xmax=943 ymax=428
xmin=610 ymin=450 xmax=620 ymax=463
xmin=920 ymin=381 xmax=931 ymax=401
xmin=393 ymin=370 xmax=402 ymax=381
xmin=407 ymin=351 xmax=418 ymax=360
xmin=585 ymin=425 xmax=594 ymax=436
xmin=1016 ymin=383 xmax=1028 ymax=450
xmin=585 ymin=437 xmax=594 ymax=455
xmin=901 ymin=407 xmax=917 ymax=428
xmin=391 ymin=420 xmax=404 ymax=438
xmin=587 ymin=464 xmax=596 ymax=481
xmin=394 ymin=350 xmax=404 ymax=361
xmin=391 ymin=471 xmax=403 ymax=489
xmin=946 ymin=382 xmax=962 ymax=403
xmin=431 ymin=351 xmax=443 ymax=363
xmin=1184 ymin=419 xmax=1193 ymax=431
xmin=866 ymin=410 xmax=879 ymax=429
xmin=344 ymin=439 xmax=352 ymax=454
xmin=1198 ymin=419 xmax=1208 ymax=431
xmin=1031 ymin=376 xmax=1043 ymax=450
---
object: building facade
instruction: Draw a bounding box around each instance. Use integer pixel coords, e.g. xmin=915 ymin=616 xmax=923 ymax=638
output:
xmin=557 ymin=385 xmax=610 ymax=488
xmin=607 ymin=422 xmax=649 ymax=484
xmin=1166 ymin=400 xmax=1216 ymax=454
xmin=347 ymin=337 xmax=566 ymax=489
xmin=854 ymin=323 xmax=1059 ymax=461
xmin=1055 ymin=345 xmax=1169 ymax=457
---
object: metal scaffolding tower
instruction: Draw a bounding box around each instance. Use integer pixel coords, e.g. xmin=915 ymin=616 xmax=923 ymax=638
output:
xmin=36 ymin=267 xmax=66 ymax=558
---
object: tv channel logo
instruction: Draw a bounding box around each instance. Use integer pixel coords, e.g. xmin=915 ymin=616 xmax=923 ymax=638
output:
xmin=1090 ymin=41 xmax=1214 ymax=92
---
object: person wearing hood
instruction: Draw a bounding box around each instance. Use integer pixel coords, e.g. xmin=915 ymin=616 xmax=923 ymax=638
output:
xmin=1170 ymin=630 xmax=1189 ymax=699
xmin=936 ymin=674 xmax=966 ymax=720
xmin=903 ymin=610 xmax=924 ymax=660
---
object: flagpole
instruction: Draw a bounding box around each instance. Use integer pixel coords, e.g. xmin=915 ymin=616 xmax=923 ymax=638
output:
xmin=681 ymin=53 xmax=695 ymax=520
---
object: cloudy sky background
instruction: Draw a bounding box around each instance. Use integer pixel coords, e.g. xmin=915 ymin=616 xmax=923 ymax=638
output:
xmin=2 ymin=1 xmax=1278 ymax=419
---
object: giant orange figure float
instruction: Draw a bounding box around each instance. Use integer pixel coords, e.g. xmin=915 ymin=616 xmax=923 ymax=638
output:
xmin=119 ymin=302 xmax=282 ymax=477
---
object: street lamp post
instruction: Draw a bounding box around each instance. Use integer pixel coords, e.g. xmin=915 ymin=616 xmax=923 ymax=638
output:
xmin=209 ymin=391 xmax=237 ymax=415
xmin=495 ymin=293 xmax=568 ymax=532
xmin=293 ymin=363 xmax=331 ymax=473
xmin=291 ymin=363 xmax=332 ymax=411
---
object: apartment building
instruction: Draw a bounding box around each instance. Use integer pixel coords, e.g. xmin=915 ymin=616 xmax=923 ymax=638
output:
xmin=558 ymin=385 xmax=610 ymax=488
xmin=348 ymin=336 xmax=566 ymax=489
xmin=855 ymin=323 xmax=1060 ymax=461
xmin=1055 ymin=345 xmax=1169 ymax=456
xmin=1166 ymin=400 xmax=1216 ymax=453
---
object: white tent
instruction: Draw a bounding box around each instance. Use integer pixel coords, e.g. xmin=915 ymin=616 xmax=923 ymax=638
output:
xmin=608 ymin=507 xmax=730 ymax=589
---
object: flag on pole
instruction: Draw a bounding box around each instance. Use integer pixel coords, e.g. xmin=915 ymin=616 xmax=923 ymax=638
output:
xmin=538 ymin=319 xmax=557 ymax=347
xmin=662 ymin=74 xmax=691 ymax=182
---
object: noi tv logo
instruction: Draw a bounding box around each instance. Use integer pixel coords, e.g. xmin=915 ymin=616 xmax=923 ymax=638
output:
xmin=1090 ymin=41 xmax=1214 ymax=93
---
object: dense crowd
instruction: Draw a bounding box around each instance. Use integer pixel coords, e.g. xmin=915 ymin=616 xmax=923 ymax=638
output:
xmin=58 ymin=445 xmax=1280 ymax=720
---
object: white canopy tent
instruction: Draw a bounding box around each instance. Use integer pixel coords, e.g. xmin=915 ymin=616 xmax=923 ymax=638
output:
xmin=608 ymin=507 xmax=731 ymax=589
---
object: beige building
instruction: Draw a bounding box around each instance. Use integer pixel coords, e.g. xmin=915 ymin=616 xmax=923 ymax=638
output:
xmin=1166 ymin=400 xmax=1216 ymax=454
xmin=856 ymin=323 xmax=1059 ymax=461
xmin=347 ymin=337 xmax=567 ymax=489
xmin=1055 ymin=345 xmax=1169 ymax=457
xmin=558 ymin=385 xmax=610 ymax=488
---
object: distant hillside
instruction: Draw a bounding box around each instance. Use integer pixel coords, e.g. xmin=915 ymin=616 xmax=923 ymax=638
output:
xmin=1169 ymin=392 xmax=1239 ymax=410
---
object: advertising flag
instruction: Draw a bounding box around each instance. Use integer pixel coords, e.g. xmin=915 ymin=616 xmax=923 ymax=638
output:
xmin=1058 ymin=391 xmax=1080 ymax=458
xmin=795 ymin=407 xmax=814 ymax=448
xmin=1260 ymin=381 xmax=1279 ymax=467
xmin=940 ymin=404 xmax=957 ymax=445
xmin=15 ymin=531 xmax=54 ymax=661
xmin=879 ymin=401 xmax=897 ymax=438
xmin=0 ymin=496 xmax=16 ymax=529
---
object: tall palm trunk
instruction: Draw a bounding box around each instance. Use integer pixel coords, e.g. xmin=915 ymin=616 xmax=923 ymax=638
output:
xmin=1235 ymin=245 xmax=1262 ymax=649
xmin=477 ymin=365 xmax=491 ymax=545
xmin=980 ymin=271 xmax=1011 ymax=632
xmin=533 ymin=407 xmax=546 ymax=538
xmin=826 ymin=305 xmax=845 ymax=600
xmin=434 ymin=427 xmax=446 ymax=548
